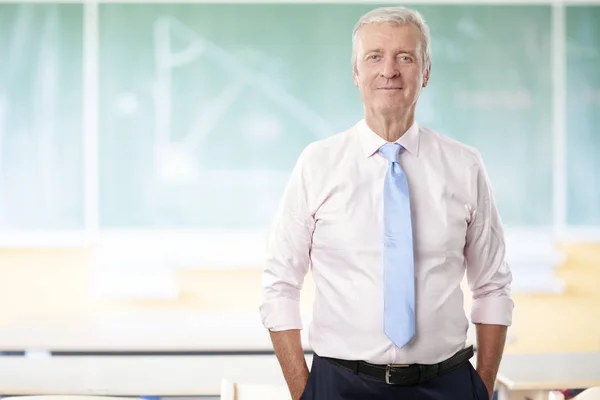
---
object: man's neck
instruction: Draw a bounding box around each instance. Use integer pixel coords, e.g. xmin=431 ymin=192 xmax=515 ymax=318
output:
xmin=365 ymin=109 xmax=415 ymax=142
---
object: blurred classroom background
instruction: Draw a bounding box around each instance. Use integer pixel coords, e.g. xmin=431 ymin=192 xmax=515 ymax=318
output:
xmin=0 ymin=0 xmax=599 ymax=399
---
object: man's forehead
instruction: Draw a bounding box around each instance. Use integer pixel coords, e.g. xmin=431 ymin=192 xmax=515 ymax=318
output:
xmin=357 ymin=22 xmax=421 ymax=44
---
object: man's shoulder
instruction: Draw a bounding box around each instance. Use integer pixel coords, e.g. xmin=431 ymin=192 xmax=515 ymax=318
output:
xmin=419 ymin=125 xmax=482 ymax=166
xmin=299 ymin=125 xmax=356 ymax=161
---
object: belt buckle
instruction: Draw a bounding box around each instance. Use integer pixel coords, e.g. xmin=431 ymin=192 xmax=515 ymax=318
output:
xmin=385 ymin=363 xmax=409 ymax=384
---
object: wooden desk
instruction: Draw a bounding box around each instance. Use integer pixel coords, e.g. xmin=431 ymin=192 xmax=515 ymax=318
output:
xmin=496 ymin=352 xmax=600 ymax=400
xmin=0 ymin=355 xmax=312 ymax=396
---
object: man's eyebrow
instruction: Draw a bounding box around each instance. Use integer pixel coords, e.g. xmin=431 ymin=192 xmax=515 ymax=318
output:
xmin=364 ymin=48 xmax=418 ymax=55
xmin=364 ymin=48 xmax=383 ymax=54
xmin=396 ymin=49 xmax=418 ymax=55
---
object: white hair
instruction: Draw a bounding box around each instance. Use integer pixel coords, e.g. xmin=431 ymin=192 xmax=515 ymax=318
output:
xmin=352 ymin=6 xmax=432 ymax=73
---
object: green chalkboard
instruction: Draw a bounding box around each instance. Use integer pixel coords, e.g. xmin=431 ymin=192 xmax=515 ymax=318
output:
xmin=0 ymin=3 xmax=84 ymax=230
xmin=98 ymin=4 xmax=553 ymax=228
xmin=567 ymin=5 xmax=600 ymax=225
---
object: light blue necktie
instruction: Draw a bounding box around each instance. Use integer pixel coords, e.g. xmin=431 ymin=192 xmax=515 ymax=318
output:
xmin=379 ymin=143 xmax=415 ymax=349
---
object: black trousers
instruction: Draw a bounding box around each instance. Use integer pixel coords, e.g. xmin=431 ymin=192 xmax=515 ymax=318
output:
xmin=300 ymin=354 xmax=490 ymax=400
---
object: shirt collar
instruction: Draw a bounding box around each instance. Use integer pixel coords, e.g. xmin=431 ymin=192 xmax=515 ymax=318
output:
xmin=356 ymin=119 xmax=420 ymax=158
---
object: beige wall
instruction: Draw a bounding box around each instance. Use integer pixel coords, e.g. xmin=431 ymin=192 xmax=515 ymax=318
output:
xmin=0 ymin=243 xmax=598 ymax=353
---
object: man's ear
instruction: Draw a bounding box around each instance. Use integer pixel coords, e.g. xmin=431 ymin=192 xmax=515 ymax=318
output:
xmin=352 ymin=68 xmax=359 ymax=88
xmin=422 ymin=65 xmax=431 ymax=88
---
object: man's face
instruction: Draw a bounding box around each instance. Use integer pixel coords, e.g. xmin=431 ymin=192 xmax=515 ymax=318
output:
xmin=353 ymin=22 xmax=430 ymax=116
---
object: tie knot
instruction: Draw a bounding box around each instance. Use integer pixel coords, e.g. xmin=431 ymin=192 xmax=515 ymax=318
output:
xmin=379 ymin=143 xmax=402 ymax=163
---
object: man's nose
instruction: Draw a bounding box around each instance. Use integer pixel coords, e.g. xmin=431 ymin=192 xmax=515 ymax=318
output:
xmin=381 ymin=58 xmax=399 ymax=79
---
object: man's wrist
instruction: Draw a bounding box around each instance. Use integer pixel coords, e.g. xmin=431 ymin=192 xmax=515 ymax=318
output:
xmin=476 ymin=368 xmax=496 ymax=398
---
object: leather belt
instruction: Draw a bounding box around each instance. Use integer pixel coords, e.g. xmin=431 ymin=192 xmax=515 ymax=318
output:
xmin=321 ymin=345 xmax=474 ymax=385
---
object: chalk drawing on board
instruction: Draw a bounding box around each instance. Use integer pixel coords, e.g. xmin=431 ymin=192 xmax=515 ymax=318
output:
xmin=183 ymin=79 xmax=248 ymax=151
xmin=151 ymin=16 xmax=332 ymax=183
xmin=153 ymin=15 xmax=206 ymax=159
xmin=243 ymin=114 xmax=282 ymax=140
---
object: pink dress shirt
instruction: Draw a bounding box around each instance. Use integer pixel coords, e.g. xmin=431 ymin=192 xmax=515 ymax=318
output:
xmin=259 ymin=120 xmax=514 ymax=365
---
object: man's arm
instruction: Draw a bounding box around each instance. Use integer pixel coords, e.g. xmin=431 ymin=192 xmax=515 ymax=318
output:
xmin=270 ymin=330 xmax=309 ymax=400
xmin=475 ymin=323 xmax=507 ymax=399
xmin=259 ymin=145 xmax=316 ymax=399
xmin=464 ymin=151 xmax=514 ymax=400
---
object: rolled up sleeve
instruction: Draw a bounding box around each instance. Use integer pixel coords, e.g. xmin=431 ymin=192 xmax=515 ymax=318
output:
xmin=259 ymin=146 xmax=315 ymax=331
xmin=465 ymin=152 xmax=514 ymax=326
